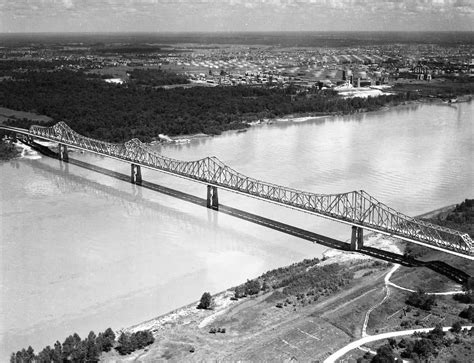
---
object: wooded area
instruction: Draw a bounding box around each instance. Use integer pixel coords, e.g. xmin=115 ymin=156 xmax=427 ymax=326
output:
xmin=0 ymin=70 xmax=419 ymax=142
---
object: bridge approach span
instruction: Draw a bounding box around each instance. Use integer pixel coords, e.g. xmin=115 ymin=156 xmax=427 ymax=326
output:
xmin=2 ymin=122 xmax=472 ymax=259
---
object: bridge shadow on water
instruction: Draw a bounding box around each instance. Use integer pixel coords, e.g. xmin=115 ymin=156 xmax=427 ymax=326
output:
xmin=22 ymin=146 xmax=470 ymax=284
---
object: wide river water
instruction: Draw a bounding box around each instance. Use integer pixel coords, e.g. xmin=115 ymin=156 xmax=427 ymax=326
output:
xmin=1 ymin=101 xmax=473 ymax=357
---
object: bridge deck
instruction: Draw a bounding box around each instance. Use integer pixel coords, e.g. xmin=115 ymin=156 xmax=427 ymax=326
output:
xmin=2 ymin=122 xmax=472 ymax=259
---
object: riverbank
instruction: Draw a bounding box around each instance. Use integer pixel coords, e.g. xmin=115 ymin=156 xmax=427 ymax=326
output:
xmin=101 ymin=201 xmax=471 ymax=361
xmin=101 ymin=245 xmax=390 ymax=361
xmin=106 ymin=233 xmax=403 ymax=361
xmin=163 ymin=95 xmax=471 ymax=145
xmin=1 ymin=87 xmax=471 ymax=150
xmin=117 ymin=200 xmax=461 ymax=338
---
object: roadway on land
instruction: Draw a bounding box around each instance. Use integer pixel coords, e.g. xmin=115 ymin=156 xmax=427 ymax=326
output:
xmin=360 ymin=264 xmax=465 ymax=338
xmin=324 ymin=325 xmax=473 ymax=363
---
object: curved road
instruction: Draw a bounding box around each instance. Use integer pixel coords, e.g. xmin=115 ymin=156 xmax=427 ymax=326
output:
xmin=328 ymin=264 xmax=467 ymax=362
xmin=324 ymin=325 xmax=472 ymax=362
xmin=362 ymin=265 xmax=464 ymax=337
xmin=387 ymin=265 xmax=464 ymax=296
xmin=361 ymin=264 xmax=399 ymax=337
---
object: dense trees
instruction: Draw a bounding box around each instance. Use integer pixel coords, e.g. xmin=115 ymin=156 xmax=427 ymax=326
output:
xmin=11 ymin=331 xmax=103 ymax=362
xmin=370 ymin=345 xmax=395 ymax=362
xmin=278 ymin=263 xmax=354 ymax=297
xmin=234 ymin=285 xmax=246 ymax=299
xmin=116 ymin=331 xmax=155 ymax=355
xmin=0 ymin=139 xmax=20 ymax=160
xmin=244 ymin=279 xmax=261 ymax=296
xmin=96 ymin=327 xmax=116 ymax=352
xmin=406 ymin=289 xmax=436 ymax=311
xmin=459 ymin=305 xmax=474 ymax=322
xmin=10 ymin=326 xmax=152 ymax=361
xmin=197 ymin=292 xmax=213 ymax=309
xmin=232 ymin=259 xmax=354 ymax=305
xmin=1 ymin=70 xmax=422 ymax=143
xmin=368 ymin=323 xmax=473 ymax=362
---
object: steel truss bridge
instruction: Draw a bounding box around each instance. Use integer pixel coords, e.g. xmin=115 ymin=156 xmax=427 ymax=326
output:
xmin=2 ymin=122 xmax=472 ymax=260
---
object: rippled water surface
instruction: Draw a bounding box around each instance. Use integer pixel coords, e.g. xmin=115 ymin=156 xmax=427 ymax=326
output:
xmin=0 ymin=101 xmax=472 ymax=357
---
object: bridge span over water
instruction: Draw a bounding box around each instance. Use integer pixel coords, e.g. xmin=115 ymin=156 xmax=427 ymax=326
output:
xmin=2 ymin=122 xmax=472 ymax=260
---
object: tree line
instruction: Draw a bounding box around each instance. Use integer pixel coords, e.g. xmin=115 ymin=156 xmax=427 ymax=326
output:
xmin=231 ymin=257 xmax=354 ymax=304
xmin=10 ymin=327 xmax=155 ymax=362
xmin=10 ymin=328 xmax=115 ymax=363
xmin=1 ymin=70 xmax=420 ymax=143
xmin=366 ymin=323 xmax=474 ymax=363
xmin=0 ymin=60 xmax=88 ymax=77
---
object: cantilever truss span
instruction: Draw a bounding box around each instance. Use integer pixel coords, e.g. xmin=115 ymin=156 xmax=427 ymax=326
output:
xmin=17 ymin=122 xmax=472 ymax=258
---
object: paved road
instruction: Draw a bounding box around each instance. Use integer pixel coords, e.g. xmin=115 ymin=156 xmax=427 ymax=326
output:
xmin=361 ymin=264 xmax=465 ymax=338
xmin=324 ymin=325 xmax=473 ymax=362
xmin=331 ymin=263 xmax=468 ymax=363
xmin=387 ymin=280 xmax=464 ymax=295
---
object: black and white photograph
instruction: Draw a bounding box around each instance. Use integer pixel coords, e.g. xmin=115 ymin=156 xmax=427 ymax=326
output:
xmin=0 ymin=1 xmax=473 ymax=362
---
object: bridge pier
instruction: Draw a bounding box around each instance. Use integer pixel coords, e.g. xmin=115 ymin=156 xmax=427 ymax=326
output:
xmin=58 ymin=143 xmax=69 ymax=162
xmin=206 ymin=185 xmax=219 ymax=210
xmin=351 ymin=226 xmax=364 ymax=250
xmin=131 ymin=164 xmax=142 ymax=185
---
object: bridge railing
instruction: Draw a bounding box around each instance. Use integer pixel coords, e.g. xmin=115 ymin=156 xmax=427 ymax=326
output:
xmin=26 ymin=122 xmax=473 ymax=256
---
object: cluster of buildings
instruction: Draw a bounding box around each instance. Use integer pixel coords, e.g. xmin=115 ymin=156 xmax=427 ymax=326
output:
xmin=1 ymin=42 xmax=472 ymax=91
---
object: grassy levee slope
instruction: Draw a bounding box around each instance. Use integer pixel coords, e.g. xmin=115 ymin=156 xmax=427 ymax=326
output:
xmin=101 ymin=258 xmax=393 ymax=362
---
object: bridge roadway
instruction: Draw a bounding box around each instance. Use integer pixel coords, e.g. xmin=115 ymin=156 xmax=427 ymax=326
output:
xmin=20 ymin=156 xmax=472 ymax=284
xmin=1 ymin=122 xmax=473 ymax=260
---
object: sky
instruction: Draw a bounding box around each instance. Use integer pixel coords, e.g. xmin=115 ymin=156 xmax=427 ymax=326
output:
xmin=0 ymin=0 xmax=473 ymax=33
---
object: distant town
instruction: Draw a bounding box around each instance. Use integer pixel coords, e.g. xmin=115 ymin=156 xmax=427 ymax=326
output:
xmin=2 ymin=35 xmax=472 ymax=100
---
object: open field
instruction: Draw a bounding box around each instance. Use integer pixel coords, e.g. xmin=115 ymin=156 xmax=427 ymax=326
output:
xmin=100 ymin=235 xmax=403 ymax=361
xmin=0 ymin=106 xmax=52 ymax=124
xmin=100 ymin=231 xmax=472 ymax=361
xmin=102 ymin=260 xmax=390 ymax=362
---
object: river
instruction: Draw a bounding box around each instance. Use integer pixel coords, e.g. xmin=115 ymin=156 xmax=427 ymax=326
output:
xmin=0 ymin=100 xmax=472 ymax=358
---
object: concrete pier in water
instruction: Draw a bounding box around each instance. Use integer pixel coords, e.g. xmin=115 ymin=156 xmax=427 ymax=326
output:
xmin=206 ymin=185 xmax=219 ymax=210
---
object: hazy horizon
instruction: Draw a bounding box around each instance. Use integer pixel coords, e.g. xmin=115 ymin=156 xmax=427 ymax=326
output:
xmin=1 ymin=1 xmax=472 ymax=34
xmin=1 ymin=30 xmax=474 ymax=35
xmin=2 ymin=30 xmax=472 ymax=47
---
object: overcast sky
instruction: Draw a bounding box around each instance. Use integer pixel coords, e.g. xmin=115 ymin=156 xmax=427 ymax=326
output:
xmin=1 ymin=0 xmax=473 ymax=33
